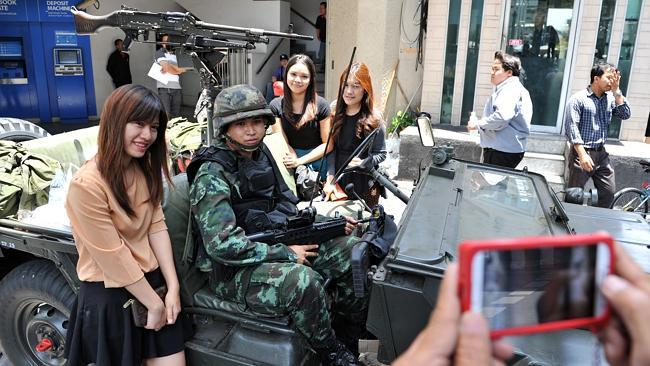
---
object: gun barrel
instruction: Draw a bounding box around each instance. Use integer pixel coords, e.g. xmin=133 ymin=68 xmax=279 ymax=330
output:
xmin=196 ymin=20 xmax=313 ymax=41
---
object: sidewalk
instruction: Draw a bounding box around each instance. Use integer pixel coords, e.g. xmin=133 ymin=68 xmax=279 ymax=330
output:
xmin=397 ymin=125 xmax=650 ymax=193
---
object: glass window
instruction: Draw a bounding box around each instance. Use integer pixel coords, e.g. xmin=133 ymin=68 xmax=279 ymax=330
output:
xmin=457 ymin=167 xmax=552 ymax=242
xmin=504 ymin=0 xmax=575 ymax=129
xmin=460 ymin=0 xmax=485 ymax=125
xmin=594 ymin=0 xmax=617 ymax=62
xmin=609 ymin=0 xmax=642 ymax=138
xmin=440 ymin=0 xmax=462 ymax=124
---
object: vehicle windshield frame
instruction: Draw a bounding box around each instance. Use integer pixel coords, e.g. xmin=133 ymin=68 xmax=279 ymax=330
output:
xmin=389 ymin=160 xmax=572 ymax=273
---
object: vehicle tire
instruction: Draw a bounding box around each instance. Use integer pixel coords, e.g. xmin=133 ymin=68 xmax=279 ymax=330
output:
xmin=610 ymin=187 xmax=649 ymax=218
xmin=0 ymin=260 xmax=74 ymax=366
xmin=0 ymin=118 xmax=51 ymax=142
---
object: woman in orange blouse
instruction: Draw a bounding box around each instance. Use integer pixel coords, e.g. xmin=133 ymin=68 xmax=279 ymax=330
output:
xmin=64 ymin=85 xmax=185 ymax=366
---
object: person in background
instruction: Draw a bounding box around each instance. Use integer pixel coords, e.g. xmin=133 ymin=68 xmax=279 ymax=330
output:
xmin=546 ymin=26 xmax=559 ymax=61
xmin=64 ymin=85 xmax=185 ymax=366
xmin=324 ymin=62 xmax=386 ymax=206
xmin=155 ymin=33 xmax=189 ymax=118
xmin=393 ymin=243 xmax=650 ymax=366
xmin=315 ymin=2 xmax=327 ymax=70
xmin=106 ymin=38 xmax=132 ymax=88
xmin=266 ymin=53 xmax=289 ymax=103
xmin=270 ymin=54 xmax=332 ymax=178
xmin=468 ymin=51 xmax=533 ymax=169
xmin=564 ymin=61 xmax=631 ymax=208
xmin=273 ymin=53 xmax=289 ymax=83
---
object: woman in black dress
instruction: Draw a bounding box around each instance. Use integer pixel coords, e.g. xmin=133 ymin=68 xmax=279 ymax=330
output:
xmin=325 ymin=62 xmax=387 ymax=207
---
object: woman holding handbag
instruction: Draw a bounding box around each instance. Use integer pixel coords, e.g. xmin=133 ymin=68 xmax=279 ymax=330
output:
xmin=64 ymin=85 xmax=185 ymax=366
xmin=324 ymin=62 xmax=387 ymax=206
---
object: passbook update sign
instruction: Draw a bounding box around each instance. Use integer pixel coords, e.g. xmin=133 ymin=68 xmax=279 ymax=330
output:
xmin=0 ymin=0 xmax=21 ymax=14
xmin=0 ymin=0 xmax=74 ymax=21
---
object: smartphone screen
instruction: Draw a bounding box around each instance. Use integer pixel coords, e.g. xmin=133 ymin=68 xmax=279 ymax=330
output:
xmin=470 ymin=244 xmax=610 ymax=330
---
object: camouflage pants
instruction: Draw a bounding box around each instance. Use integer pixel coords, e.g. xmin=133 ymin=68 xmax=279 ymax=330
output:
xmin=211 ymin=235 xmax=368 ymax=345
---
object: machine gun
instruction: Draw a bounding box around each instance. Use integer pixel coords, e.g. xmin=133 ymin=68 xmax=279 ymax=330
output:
xmin=247 ymin=207 xmax=349 ymax=246
xmin=70 ymin=6 xmax=312 ymax=145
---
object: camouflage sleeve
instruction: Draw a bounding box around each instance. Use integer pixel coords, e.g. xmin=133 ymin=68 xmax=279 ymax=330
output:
xmin=190 ymin=161 xmax=298 ymax=266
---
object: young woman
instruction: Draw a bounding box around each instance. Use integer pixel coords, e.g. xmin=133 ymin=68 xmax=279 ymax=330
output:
xmin=64 ymin=85 xmax=185 ymax=366
xmin=324 ymin=62 xmax=387 ymax=207
xmin=269 ymin=54 xmax=332 ymax=178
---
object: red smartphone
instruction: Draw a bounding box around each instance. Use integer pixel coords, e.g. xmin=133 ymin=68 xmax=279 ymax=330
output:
xmin=458 ymin=232 xmax=614 ymax=338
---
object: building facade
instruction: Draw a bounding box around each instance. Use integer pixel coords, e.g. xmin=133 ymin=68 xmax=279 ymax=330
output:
xmin=421 ymin=0 xmax=650 ymax=142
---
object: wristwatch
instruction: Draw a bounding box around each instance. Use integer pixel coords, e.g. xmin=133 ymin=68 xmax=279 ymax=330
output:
xmin=613 ymin=89 xmax=623 ymax=98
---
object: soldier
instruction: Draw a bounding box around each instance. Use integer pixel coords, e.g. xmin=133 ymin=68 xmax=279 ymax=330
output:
xmin=187 ymin=84 xmax=367 ymax=366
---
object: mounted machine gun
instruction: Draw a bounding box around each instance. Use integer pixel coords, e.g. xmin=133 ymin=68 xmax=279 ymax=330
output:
xmin=71 ymin=6 xmax=313 ymax=144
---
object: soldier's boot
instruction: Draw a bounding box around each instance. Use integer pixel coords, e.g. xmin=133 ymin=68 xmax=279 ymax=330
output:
xmin=332 ymin=310 xmax=372 ymax=355
xmin=314 ymin=337 xmax=359 ymax=366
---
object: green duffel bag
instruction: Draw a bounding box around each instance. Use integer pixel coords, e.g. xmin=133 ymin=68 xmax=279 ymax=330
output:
xmin=0 ymin=141 xmax=61 ymax=219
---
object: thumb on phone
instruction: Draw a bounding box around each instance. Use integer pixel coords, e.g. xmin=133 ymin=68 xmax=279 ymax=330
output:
xmin=454 ymin=312 xmax=492 ymax=366
xmin=601 ymin=274 xmax=650 ymax=342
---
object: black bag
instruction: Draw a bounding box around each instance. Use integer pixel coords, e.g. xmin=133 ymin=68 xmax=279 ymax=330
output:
xmin=294 ymin=165 xmax=322 ymax=201
xmin=124 ymin=285 xmax=168 ymax=327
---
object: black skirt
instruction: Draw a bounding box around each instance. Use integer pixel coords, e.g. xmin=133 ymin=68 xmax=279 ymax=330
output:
xmin=64 ymin=268 xmax=185 ymax=366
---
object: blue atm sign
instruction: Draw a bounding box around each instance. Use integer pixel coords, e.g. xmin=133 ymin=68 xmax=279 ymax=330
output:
xmin=0 ymin=0 xmax=28 ymax=21
xmin=41 ymin=0 xmax=73 ymax=20
xmin=0 ymin=0 xmax=74 ymax=22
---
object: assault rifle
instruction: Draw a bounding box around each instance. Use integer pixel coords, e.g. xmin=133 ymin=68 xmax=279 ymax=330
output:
xmin=247 ymin=207 xmax=349 ymax=245
xmin=70 ymin=6 xmax=312 ymax=144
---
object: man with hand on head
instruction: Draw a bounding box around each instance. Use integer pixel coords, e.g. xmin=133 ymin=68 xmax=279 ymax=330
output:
xmin=564 ymin=61 xmax=630 ymax=208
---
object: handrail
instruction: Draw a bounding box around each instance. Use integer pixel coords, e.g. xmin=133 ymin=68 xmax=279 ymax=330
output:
xmin=291 ymin=8 xmax=317 ymax=29
xmin=256 ymin=37 xmax=286 ymax=75
xmin=256 ymin=8 xmax=316 ymax=75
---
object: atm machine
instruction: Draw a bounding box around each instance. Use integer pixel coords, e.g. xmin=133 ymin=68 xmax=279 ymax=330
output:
xmin=0 ymin=0 xmax=96 ymax=123
xmin=0 ymin=34 xmax=38 ymax=118
xmin=0 ymin=39 xmax=28 ymax=84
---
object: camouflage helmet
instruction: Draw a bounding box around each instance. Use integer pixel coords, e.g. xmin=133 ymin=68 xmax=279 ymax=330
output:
xmin=213 ymin=84 xmax=275 ymax=136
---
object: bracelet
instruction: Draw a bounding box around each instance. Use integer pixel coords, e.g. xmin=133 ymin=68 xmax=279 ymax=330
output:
xmin=613 ymin=90 xmax=623 ymax=97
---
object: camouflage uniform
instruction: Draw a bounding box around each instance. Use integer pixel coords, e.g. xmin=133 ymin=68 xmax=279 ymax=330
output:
xmin=188 ymin=85 xmax=368 ymax=348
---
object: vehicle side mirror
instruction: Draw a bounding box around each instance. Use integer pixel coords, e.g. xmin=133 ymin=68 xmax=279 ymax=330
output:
xmin=564 ymin=187 xmax=599 ymax=206
xmin=416 ymin=112 xmax=434 ymax=147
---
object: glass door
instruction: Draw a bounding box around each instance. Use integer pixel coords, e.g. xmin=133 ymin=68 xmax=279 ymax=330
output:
xmin=503 ymin=0 xmax=578 ymax=133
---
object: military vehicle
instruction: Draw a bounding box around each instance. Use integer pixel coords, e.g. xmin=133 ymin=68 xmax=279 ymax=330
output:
xmin=2 ymin=6 xmax=650 ymax=366
xmin=2 ymin=113 xmax=650 ymax=365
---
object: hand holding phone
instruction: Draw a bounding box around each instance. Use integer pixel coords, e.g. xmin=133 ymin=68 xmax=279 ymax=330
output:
xmin=393 ymin=263 xmax=513 ymax=366
xmin=600 ymin=244 xmax=650 ymax=366
xmin=458 ymin=232 xmax=614 ymax=338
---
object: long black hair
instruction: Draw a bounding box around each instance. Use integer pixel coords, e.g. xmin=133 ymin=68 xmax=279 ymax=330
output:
xmin=282 ymin=54 xmax=318 ymax=129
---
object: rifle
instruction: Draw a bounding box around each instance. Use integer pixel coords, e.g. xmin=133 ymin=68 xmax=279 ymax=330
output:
xmin=246 ymin=207 xmax=349 ymax=245
xmin=70 ymin=6 xmax=312 ymax=145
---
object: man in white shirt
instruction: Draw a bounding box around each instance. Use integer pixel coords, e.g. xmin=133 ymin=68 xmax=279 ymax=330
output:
xmin=155 ymin=34 xmax=188 ymax=117
xmin=468 ymin=51 xmax=533 ymax=169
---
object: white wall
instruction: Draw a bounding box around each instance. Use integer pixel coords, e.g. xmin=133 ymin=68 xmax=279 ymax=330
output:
xmin=394 ymin=0 xmax=425 ymax=123
xmin=177 ymin=0 xmax=290 ymax=95
xmin=86 ymin=0 xmax=293 ymax=118
xmin=289 ymin=0 xmax=322 ymax=58
xmin=86 ymin=1 xmax=183 ymax=118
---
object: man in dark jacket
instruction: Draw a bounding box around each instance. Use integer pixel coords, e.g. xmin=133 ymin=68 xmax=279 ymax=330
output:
xmin=106 ymin=39 xmax=132 ymax=88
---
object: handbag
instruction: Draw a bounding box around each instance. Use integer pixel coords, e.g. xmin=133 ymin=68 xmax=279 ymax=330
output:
xmin=123 ymin=285 xmax=168 ymax=327
xmin=295 ymin=165 xmax=323 ymax=201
